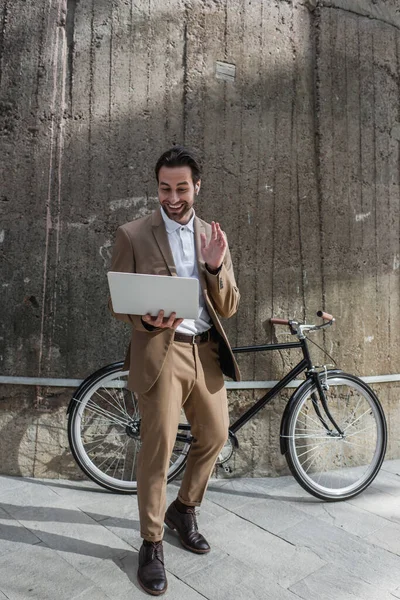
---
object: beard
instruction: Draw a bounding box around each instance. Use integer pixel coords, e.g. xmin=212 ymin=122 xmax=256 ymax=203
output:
xmin=161 ymin=200 xmax=194 ymax=223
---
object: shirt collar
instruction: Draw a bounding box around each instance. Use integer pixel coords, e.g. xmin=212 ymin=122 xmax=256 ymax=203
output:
xmin=161 ymin=206 xmax=195 ymax=233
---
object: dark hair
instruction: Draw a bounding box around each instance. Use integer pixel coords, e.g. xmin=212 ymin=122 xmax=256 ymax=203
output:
xmin=155 ymin=145 xmax=202 ymax=185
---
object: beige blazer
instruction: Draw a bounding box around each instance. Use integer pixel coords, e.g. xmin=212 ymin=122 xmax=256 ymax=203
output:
xmin=108 ymin=207 xmax=241 ymax=394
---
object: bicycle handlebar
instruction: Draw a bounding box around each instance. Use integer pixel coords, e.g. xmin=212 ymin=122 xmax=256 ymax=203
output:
xmin=270 ymin=318 xmax=290 ymax=325
xmin=316 ymin=310 xmax=334 ymax=322
xmin=270 ymin=310 xmax=335 ymax=328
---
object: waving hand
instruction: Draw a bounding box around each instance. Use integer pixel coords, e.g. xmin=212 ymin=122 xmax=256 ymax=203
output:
xmin=200 ymin=221 xmax=227 ymax=272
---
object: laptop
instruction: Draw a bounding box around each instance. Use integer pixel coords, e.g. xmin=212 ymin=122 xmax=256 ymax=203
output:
xmin=107 ymin=271 xmax=199 ymax=319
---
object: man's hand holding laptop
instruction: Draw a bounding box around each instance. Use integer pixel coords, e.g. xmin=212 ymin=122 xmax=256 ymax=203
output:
xmin=142 ymin=310 xmax=184 ymax=330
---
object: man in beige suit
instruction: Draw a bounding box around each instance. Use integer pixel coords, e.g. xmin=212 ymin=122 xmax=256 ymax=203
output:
xmin=108 ymin=146 xmax=240 ymax=596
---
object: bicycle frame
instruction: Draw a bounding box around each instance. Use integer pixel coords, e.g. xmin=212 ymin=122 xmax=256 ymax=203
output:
xmin=67 ymin=324 xmax=343 ymax=451
xmin=175 ymin=336 xmax=342 ymax=447
xmin=229 ymin=339 xmax=309 ymax=433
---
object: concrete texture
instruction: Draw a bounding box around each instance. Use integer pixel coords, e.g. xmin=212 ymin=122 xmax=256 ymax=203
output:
xmin=0 ymin=0 xmax=399 ymax=477
xmin=0 ymin=459 xmax=399 ymax=599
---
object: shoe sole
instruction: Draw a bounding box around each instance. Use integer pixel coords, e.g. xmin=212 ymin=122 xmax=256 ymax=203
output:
xmin=164 ymin=516 xmax=211 ymax=554
xmin=137 ymin=571 xmax=168 ymax=596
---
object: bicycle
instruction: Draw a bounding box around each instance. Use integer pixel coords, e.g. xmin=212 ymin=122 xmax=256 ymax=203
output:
xmin=66 ymin=311 xmax=387 ymax=501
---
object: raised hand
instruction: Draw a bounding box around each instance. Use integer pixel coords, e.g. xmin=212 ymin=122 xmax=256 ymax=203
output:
xmin=142 ymin=310 xmax=184 ymax=330
xmin=200 ymin=221 xmax=227 ymax=272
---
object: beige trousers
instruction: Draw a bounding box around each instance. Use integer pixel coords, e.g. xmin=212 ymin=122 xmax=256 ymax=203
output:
xmin=136 ymin=337 xmax=229 ymax=541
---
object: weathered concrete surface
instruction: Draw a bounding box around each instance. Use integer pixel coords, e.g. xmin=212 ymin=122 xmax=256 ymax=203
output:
xmin=0 ymin=0 xmax=399 ymax=477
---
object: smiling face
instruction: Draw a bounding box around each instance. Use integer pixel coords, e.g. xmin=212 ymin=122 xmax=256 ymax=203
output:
xmin=158 ymin=165 xmax=200 ymax=224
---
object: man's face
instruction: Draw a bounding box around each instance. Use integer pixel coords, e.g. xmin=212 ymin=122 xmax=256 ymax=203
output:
xmin=158 ymin=165 xmax=199 ymax=224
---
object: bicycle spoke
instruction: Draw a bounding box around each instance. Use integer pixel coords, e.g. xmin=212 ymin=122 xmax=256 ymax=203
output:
xmin=286 ymin=374 xmax=385 ymax=499
xmin=282 ymin=434 xmax=331 ymax=439
xmin=85 ymin=438 xmax=110 ymax=455
xmin=301 ymin=447 xmax=323 ymax=473
xmin=295 ymin=439 xmax=334 ymax=459
xmin=342 ymin=407 xmax=372 ymax=432
xmin=131 ymin=443 xmax=138 ymax=482
xmin=103 ymin=385 xmax=126 ymax=415
xmin=130 ymin=390 xmax=140 ymax=419
xmin=92 ymin=388 xmax=130 ymax=420
xmin=81 ymin=398 xmax=129 ymax=427
xmin=345 ymin=424 xmax=377 ymax=437
xmin=297 ymin=413 xmax=328 ymax=430
xmin=294 ymin=441 xmax=331 ymax=450
xmin=341 ymin=439 xmax=372 ymax=449
xmin=344 ymin=396 xmax=363 ymax=425
xmin=295 ymin=422 xmax=324 ymax=432
xmin=114 ymin=380 xmax=128 ymax=416
xmin=316 ymin=449 xmax=332 ymax=485
xmin=113 ymin=439 xmax=129 ymax=478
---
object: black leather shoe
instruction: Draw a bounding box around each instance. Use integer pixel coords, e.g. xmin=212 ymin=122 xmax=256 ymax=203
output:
xmin=137 ymin=540 xmax=168 ymax=596
xmin=164 ymin=500 xmax=211 ymax=554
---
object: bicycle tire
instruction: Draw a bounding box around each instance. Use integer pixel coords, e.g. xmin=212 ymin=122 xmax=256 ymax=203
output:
xmin=67 ymin=363 xmax=191 ymax=494
xmin=283 ymin=371 xmax=387 ymax=501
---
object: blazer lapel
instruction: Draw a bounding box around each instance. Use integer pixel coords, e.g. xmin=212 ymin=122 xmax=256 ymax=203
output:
xmin=194 ymin=216 xmax=208 ymax=292
xmin=151 ymin=207 xmax=177 ymax=276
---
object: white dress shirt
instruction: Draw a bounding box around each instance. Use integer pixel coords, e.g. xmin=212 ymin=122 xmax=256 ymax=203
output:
xmin=160 ymin=207 xmax=212 ymax=335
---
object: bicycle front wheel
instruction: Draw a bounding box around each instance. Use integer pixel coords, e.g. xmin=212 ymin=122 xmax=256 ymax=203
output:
xmin=284 ymin=372 xmax=387 ymax=501
xmin=68 ymin=363 xmax=191 ymax=493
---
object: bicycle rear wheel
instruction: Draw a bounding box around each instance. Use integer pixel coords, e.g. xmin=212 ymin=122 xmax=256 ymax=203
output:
xmin=68 ymin=363 xmax=191 ymax=493
xmin=284 ymin=372 xmax=387 ymax=501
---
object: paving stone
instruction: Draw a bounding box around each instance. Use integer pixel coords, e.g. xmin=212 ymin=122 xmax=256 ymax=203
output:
xmin=0 ymin=504 xmax=44 ymax=559
xmin=199 ymin=511 xmax=326 ymax=588
xmin=0 ymin=521 xmax=42 ymax=558
xmin=231 ymin=496 xmax=310 ymax=535
xmin=364 ymin=521 xmax=400 ymax=556
xmin=289 ymin=563 xmax=396 ymax=600
xmin=380 ymin=459 xmax=400 ymax=476
xmin=197 ymin=497 xmax=229 ymax=521
xmin=70 ymin=586 xmax=111 ymax=600
xmin=78 ymin=493 xmax=140 ymax=523
xmin=0 ymin=479 xmax=61 ymax=507
xmin=162 ymin=531 xmax=229 ymax=579
xmin=36 ymin=476 xmax=100 ymax=489
xmin=0 ymin=544 xmax=93 ymax=600
xmin=0 ymin=463 xmax=399 ymax=600
xmin=43 ymin=478 xmax=120 ymax=505
xmin=182 ymin=554 xmax=298 ymax=600
xmin=57 ymin=551 xmax=137 ymax=600
xmin=280 ymin=518 xmax=400 ymax=592
xmin=348 ymin=487 xmax=400 ymax=525
xmin=0 ymin=475 xmax=34 ymax=493
xmin=369 ymin=470 xmax=400 ymax=497
xmin=285 ymin=496 xmax=389 ymax=538
xmin=98 ymin=513 xmax=142 ymax=551
xmin=208 ymin=473 xmax=303 ymax=497
xmin=204 ymin=477 xmax=294 ymax=511
xmin=3 ymin=498 xmax=133 ymax=559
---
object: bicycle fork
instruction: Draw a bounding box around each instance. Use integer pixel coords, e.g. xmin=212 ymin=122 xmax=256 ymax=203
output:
xmin=301 ymin=335 xmax=344 ymax=436
xmin=310 ymin=372 xmax=344 ymax=436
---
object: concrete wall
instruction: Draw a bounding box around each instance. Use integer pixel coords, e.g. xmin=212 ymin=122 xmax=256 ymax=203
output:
xmin=0 ymin=0 xmax=399 ymax=479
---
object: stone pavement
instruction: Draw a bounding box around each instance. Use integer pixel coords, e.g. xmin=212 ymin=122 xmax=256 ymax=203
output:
xmin=0 ymin=461 xmax=399 ymax=600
